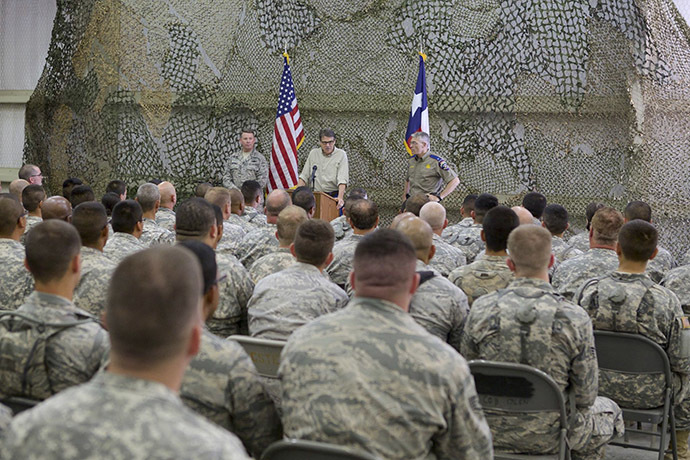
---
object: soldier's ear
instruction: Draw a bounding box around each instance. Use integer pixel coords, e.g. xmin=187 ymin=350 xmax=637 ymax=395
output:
xmin=547 ymin=253 xmax=555 ymax=269
xmin=324 ymin=252 xmax=334 ymax=267
xmin=471 ymin=210 xmax=476 ymax=219
xmin=506 ymin=257 xmax=517 ymax=273
xmin=428 ymin=245 xmax=436 ymax=262
xmin=480 ymin=229 xmax=486 ymax=243
xmin=289 ymin=243 xmax=297 ymax=258
xmin=443 ymin=218 xmax=448 ymax=230
xmin=650 ymin=247 xmax=658 ymax=261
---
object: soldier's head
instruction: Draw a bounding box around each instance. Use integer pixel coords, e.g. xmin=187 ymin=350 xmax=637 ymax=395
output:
xmin=590 ymin=207 xmax=624 ymax=248
xmin=239 ymin=128 xmax=257 ymax=153
xmin=42 ymin=196 xmax=72 ymax=222
xmin=136 ymin=183 xmax=161 ymax=215
xmin=229 ymin=188 xmax=244 ymax=215
xmin=195 ymin=182 xmax=212 ymax=199
xmin=9 ymin=179 xmax=29 ymax=203
xmin=624 ymin=200 xmax=652 ymax=223
xmin=22 ymin=185 xmax=46 ymax=215
xmin=343 ymin=187 xmax=367 ymax=217
xmin=390 ymin=212 xmax=415 ymax=230
xmin=409 ymin=131 xmax=430 ymax=157
xmin=419 ymin=201 xmax=447 ymax=233
xmin=106 ymin=180 xmax=127 ymax=200
xmin=277 ymin=205 xmax=308 ymax=247
xmin=62 ymin=177 xmax=83 ymax=200
xmin=72 ymin=202 xmax=109 ymax=250
xmin=522 ymin=192 xmax=547 ymax=219
xmin=542 ymin=204 xmax=569 ymax=236
xmin=18 ymin=164 xmax=42 ymax=185
xmin=617 ymin=220 xmax=658 ymax=264
xmin=507 ymin=225 xmax=554 ymax=278
xmin=25 ymin=220 xmax=81 ymax=288
xmin=211 ymin=204 xmax=224 ymax=247
xmin=175 ymin=198 xmax=217 ymax=246
xmin=349 ymin=199 xmax=379 ymax=233
xmin=473 ymin=193 xmax=499 ymax=224
xmin=204 ymin=187 xmax=232 ymax=220
xmin=105 ymin=246 xmax=203 ymax=371
xmin=158 ymin=181 xmax=177 ymax=209
xmin=178 ymin=240 xmax=219 ymax=321
xmin=511 ymin=206 xmax=535 ymax=226
xmin=111 ymin=200 xmax=143 ymax=237
xmin=70 ymin=185 xmax=95 ymax=208
xmin=460 ymin=194 xmax=478 ymax=219
xmin=292 ymin=186 xmax=316 ymax=217
xmin=265 ymin=189 xmax=291 ymax=222
xmin=0 ymin=194 xmax=26 ymax=240
xmin=584 ymin=201 xmax=605 ymax=230
xmin=404 ymin=193 xmax=429 ymax=216
xmin=395 ymin=216 xmax=434 ymax=264
xmin=241 ymin=180 xmax=263 ymax=209
xmin=482 ymin=206 xmax=519 ymax=253
xmin=101 ymin=192 xmax=121 ymax=217
xmin=293 ymin=219 xmax=335 ymax=268
xmin=351 ymin=229 xmax=419 ymax=310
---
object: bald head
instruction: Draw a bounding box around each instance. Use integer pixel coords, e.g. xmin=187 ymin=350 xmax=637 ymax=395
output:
xmin=507 ymin=225 xmax=553 ymax=277
xmin=419 ymin=202 xmax=446 ymax=232
xmin=42 ymin=196 xmax=72 ymax=222
xmin=391 ymin=212 xmax=415 ymax=229
xmin=511 ymin=206 xmax=535 ymax=226
xmin=9 ymin=179 xmax=29 ymax=203
xmin=395 ymin=216 xmax=433 ymax=261
xmin=157 ymin=181 xmax=176 ymax=208
xmin=265 ymin=190 xmax=291 ymax=218
xmin=277 ymin=205 xmax=308 ymax=245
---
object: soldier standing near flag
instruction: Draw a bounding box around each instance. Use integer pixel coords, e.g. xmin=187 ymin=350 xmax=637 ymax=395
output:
xmin=222 ymin=129 xmax=269 ymax=190
xmin=297 ymin=128 xmax=349 ymax=210
xmin=403 ymin=131 xmax=460 ymax=204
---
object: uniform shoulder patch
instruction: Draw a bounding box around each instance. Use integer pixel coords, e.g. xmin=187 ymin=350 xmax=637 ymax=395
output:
xmin=681 ymin=316 xmax=690 ymax=329
xmin=429 ymin=154 xmax=450 ymax=171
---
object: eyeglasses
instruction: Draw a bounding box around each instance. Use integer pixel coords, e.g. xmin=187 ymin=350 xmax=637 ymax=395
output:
xmin=319 ymin=140 xmax=335 ymax=145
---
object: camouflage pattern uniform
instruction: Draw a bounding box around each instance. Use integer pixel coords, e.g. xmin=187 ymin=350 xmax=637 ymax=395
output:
xmin=227 ymin=213 xmax=252 ymax=233
xmin=646 ymin=245 xmax=676 ymax=283
xmin=249 ymin=248 xmax=295 ymax=283
xmin=279 ymin=296 xmax=494 ymax=460
xmin=330 ymin=215 xmax=351 ymax=241
xmin=429 ymin=234 xmax=466 ymax=276
xmin=443 ymin=223 xmax=484 ymax=263
xmin=222 ymin=149 xmax=269 ymax=189
xmin=103 ymin=232 xmax=147 ymax=264
xmin=448 ymin=254 xmax=513 ymax=307
xmin=180 ymin=328 xmax=282 ymax=457
xmin=410 ymin=260 xmax=469 ymax=352
xmin=139 ymin=218 xmax=175 ymax=247
xmin=234 ymin=224 xmax=278 ymax=268
xmin=567 ymin=231 xmax=590 ymax=253
xmin=217 ymin=221 xmax=247 ymax=255
xmin=1 ymin=372 xmax=251 ymax=459
xmin=552 ymin=235 xmax=583 ymax=263
xmin=0 ymin=239 xmax=34 ymax=311
xmin=248 ymin=262 xmax=348 ymax=340
xmin=462 ymin=278 xmax=624 ymax=458
xmin=19 ymin=215 xmax=42 ymax=244
xmin=207 ymin=251 xmax=254 ymax=338
xmin=551 ymin=248 xmax=619 ymax=300
xmin=441 ymin=217 xmax=473 ymax=240
xmin=663 ymin=265 xmax=690 ymax=313
xmin=154 ymin=207 xmax=176 ymax=233
xmin=240 ymin=206 xmax=268 ymax=228
xmin=326 ymin=233 xmax=364 ymax=287
xmin=74 ymin=247 xmax=117 ymax=317
xmin=0 ymin=403 xmax=11 ymax=434
xmin=6 ymin=291 xmax=109 ymax=397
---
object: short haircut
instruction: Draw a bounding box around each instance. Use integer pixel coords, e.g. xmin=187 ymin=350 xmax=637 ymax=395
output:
xmin=277 ymin=205 xmax=308 ymax=243
xmin=9 ymin=180 xmax=29 ymax=201
xmin=241 ymin=128 xmax=256 ymax=136
xmin=395 ymin=216 xmax=433 ymax=253
xmin=591 ymin=207 xmax=624 ymax=246
xmin=177 ymin=240 xmax=217 ymax=294
xmin=136 ymin=183 xmax=160 ymax=213
xmin=204 ymin=187 xmax=231 ymax=209
xmin=106 ymin=180 xmax=127 ymax=197
xmin=22 ymin=185 xmax=46 ymax=212
xmin=404 ymin=193 xmax=430 ymax=216
xmin=483 ymin=206 xmax=520 ymax=252
xmin=148 ymin=178 xmax=163 ymax=186
xmin=293 ymin=219 xmax=334 ymax=266
xmin=292 ymin=186 xmax=315 ymax=213
xmin=25 ymin=220 xmax=81 ymax=283
xmin=62 ymin=177 xmax=83 ymax=199
xmin=69 ymin=185 xmax=95 ymax=208
xmin=101 ymin=192 xmax=121 ymax=217
xmin=522 ymin=192 xmax=547 ymax=219
xmin=619 ymin=220 xmax=658 ymax=262
xmin=585 ymin=202 xmax=605 ymax=229
xmin=229 ymin=189 xmax=244 ymax=211
xmin=349 ymin=199 xmax=378 ymax=230
xmin=175 ymin=198 xmax=215 ymax=239
xmin=474 ymin=193 xmax=499 ymax=221
xmin=265 ymin=190 xmax=291 ymax=217
xmin=111 ymin=200 xmax=143 ymax=234
xmin=0 ymin=194 xmax=24 ymax=236
xmin=543 ymin=204 xmax=569 ymax=235
xmin=419 ymin=202 xmax=446 ymax=231
xmin=41 ymin=196 xmax=72 ymax=221
xmin=319 ymin=128 xmax=335 ymax=140
xmin=211 ymin=204 xmax=223 ymax=229
xmin=409 ymin=131 xmax=430 ymax=147
xmin=106 ymin=246 xmax=203 ymax=365
xmin=462 ymin=194 xmax=478 ymax=211
xmin=241 ymin=180 xmax=262 ymax=203
xmin=507 ymin=225 xmax=553 ymax=275
xmin=624 ymin=200 xmax=652 ymax=223
xmin=195 ymin=182 xmax=213 ymax=198
xmin=72 ymin=202 xmax=108 ymax=246
xmin=353 ymin=229 xmax=417 ymax=290
xmin=18 ymin=164 xmax=39 ymax=181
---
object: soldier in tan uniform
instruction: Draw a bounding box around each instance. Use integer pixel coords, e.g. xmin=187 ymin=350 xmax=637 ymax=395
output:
xmin=403 ymin=131 xmax=459 ymax=204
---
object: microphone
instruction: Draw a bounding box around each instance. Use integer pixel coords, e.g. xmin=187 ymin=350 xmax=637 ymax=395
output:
xmin=311 ymin=165 xmax=317 ymax=191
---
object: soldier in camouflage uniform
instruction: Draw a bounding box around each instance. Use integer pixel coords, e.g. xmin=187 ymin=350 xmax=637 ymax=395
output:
xmin=462 ymin=225 xmax=624 ymax=459
xmin=330 ymin=187 xmax=367 ymax=241
xmin=419 ymin=202 xmax=467 ymax=276
xmin=205 ymin=187 xmax=246 ymax=255
xmin=280 ymin=229 xmax=493 ymax=459
xmin=222 ymin=129 xmax=269 ymax=189
xmin=226 ymin=188 xmax=252 ymax=232
xmin=235 ymin=189 xmax=291 ymax=267
xmin=177 ymin=240 xmax=281 ymax=458
xmin=103 ymin=200 xmax=147 ymax=263
xmin=568 ymin=202 xmax=605 ymax=253
xmin=2 ymin=221 xmax=109 ymax=399
xmin=1 ymin=246 xmax=251 ymax=460
xmin=0 ymin=195 xmax=34 ymax=310
xmin=543 ymin=204 xmax=583 ymax=263
xmin=449 ymin=206 xmax=518 ymax=306
xmin=136 ymin=183 xmax=175 ymax=246
xmin=663 ymin=266 xmax=690 ymax=313
xmin=154 ymin=181 xmax=177 ymax=232
xmin=575 ymin=220 xmax=690 ymax=458
xmin=442 ymin=194 xmax=477 ymax=238
xmin=239 ymin=180 xmax=268 ymax=228
xmin=552 ymin=207 xmax=624 ymax=300
xmin=0 ymin=403 xmax=11 ymax=434
xmin=522 ymin=191 xmax=547 ymax=225
xmin=248 ymin=205 xmax=306 ymax=283
xmin=249 ymin=220 xmax=348 ymax=340
xmin=19 ymin=184 xmax=45 ymax=245
xmin=443 ymin=193 xmax=498 ymax=263
xmin=41 ymin=195 xmax=72 ymax=222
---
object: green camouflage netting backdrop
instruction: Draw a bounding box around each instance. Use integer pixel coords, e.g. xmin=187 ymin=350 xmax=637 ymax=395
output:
xmin=24 ymin=0 xmax=690 ymax=256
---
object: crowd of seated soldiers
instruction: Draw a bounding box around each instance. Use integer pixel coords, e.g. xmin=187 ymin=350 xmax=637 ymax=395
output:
xmin=0 ymin=166 xmax=689 ymax=459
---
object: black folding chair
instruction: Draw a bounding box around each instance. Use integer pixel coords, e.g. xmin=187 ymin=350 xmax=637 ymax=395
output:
xmin=261 ymin=439 xmax=380 ymax=460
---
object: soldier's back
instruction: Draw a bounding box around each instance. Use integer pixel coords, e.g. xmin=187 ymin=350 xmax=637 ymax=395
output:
xmin=444 ymin=224 xmax=484 ymax=263
xmin=429 ymin=234 xmax=467 ymax=276
xmin=645 ymin=245 xmax=676 ymax=283
xmin=551 ymin=248 xmax=619 ymax=300
xmin=249 ymin=248 xmax=295 ymax=283
xmin=0 ymin=238 xmax=33 ymax=311
xmin=103 ymin=232 xmax=146 ymax=263
xmin=326 ymin=233 xmax=364 ymax=287
xmin=154 ymin=207 xmax=176 ymax=232
xmin=139 ymin=218 xmax=175 ymax=247
xmin=567 ymin=231 xmax=590 ymax=252
xmin=448 ymin=255 xmax=513 ymax=306
xmin=235 ymin=225 xmax=278 ymax=268
xmin=208 ymin=251 xmax=254 ymax=338
xmin=662 ymin=264 xmax=690 ymax=313
xmin=74 ymin=247 xmax=116 ymax=316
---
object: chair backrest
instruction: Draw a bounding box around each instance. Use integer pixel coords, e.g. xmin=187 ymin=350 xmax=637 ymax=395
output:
xmin=593 ymin=330 xmax=671 ymax=380
xmin=261 ymin=439 xmax=380 ymax=460
xmin=227 ymin=335 xmax=285 ymax=378
xmin=468 ymin=360 xmax=567 ymax=427
xmin=1 ymin=396 xmax=40 ymax=415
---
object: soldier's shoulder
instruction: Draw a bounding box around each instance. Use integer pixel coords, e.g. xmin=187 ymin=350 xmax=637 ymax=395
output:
xmin=428 ymin=153 xmax=451 ymax=171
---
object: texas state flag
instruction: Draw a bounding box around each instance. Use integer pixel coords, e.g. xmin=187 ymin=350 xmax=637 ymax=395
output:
xmin=404 ymin=52 xmax=429 ymax=156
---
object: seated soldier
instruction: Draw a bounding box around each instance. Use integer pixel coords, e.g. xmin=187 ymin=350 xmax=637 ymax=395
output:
xmin=61 ymin=177 xmax=83 ymax=201
xmin=443 ymin=194 xmax=477 ymax=234
xmin=575 ymin=220 xmax=690 ymax=458
xmin=552 ymin=206 xmax=624 ymax=300
xmin=0 ymin=194 xmax=33 ymax=310
xmin=71 ymin=202 xmax=117 ymax=317
xmin=226 ymin=188 xmax=250 ymax=232
xmin=8 ymin=180 xmax=29 ymax=204
xmin=20 ymin=184 xmax=45 ymax=244
xmin=155 ymin=181 xmax=177 ymax=232
xmin=663 ymin=266 xmax=690 ymax=314
xmin=105 ymin=179 xmax=127 ymax=201
xmin=249 ymin=205 xmax=307 ymax=283
xmin=205 ymin=187 xmax=246 ymax=254
xmin=444 ymin=193 xmax=498 ymax=263
xmin=195 ymin=181 xmax=212 ymax=198
xmin=291 ymin=186 xmax=316 ymax=218
xmin=394 ymin=216 xmax=469 ymax=352
xmin=280 ymin=229 xmax=493 ymax=459
xmin=462 ymin=225 xmax=623 ymax=459
xmin=41 ymin=196 xmax=72 ymax=222
xmin=419 ymin=202 xmax=467 ymax=276
xmin=623 ymin=200 xmax=676 ymax=282
xmin=103 ymin=200 xmax=146 ymax=263
xmin=240 ymin=180 xmax=267 ymax=227
xmin=248 ymin=219 xmax=348 ymax=340
xmin=326 ymin=199 xmax=379 ymax=287
xmin=449 ymin=206 xmax=518 ymax=306
xmin=0 ymin=403 xmax=11 ymax=434
xmin=330 ymin=187 xmax=367 ymax=241
xmin=402 ymin=193 xmax=429 ymax=216
xmin=2 ymin=246 xmax=251 ymax=459
xmin=177 ymin=240 xmax=281 ymax=458
xmin=136 ymin=183 xmax=174 ymax=246
xmin=568 ymin=201 xmax=605 ymax=252
xmin=0 ymin=220 xmax=108 ymax=399
xmin=69 ymin=185 xmax=95 ymax=208
xmin=543 ymin=204 xmax=582 ymax=263
xmin=522 ymin=191 xmax=546 ymax=225
xmin=511 ymin=206 xmax=535 ymax=226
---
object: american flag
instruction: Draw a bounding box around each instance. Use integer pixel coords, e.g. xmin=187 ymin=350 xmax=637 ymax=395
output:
xmin=268 ymin=53 xmax=304 ymax=191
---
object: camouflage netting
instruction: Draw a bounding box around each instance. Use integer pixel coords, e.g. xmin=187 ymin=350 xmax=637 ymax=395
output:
xmin=24 ymin=0 xmax=690 ymax=257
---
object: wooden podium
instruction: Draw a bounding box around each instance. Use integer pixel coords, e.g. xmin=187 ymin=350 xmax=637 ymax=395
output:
xmin=287 ymin=190 xmax=339 ymax=222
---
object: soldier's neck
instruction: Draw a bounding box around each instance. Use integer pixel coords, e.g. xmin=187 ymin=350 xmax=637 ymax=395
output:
xmin=34 ymin=280 xmax=75 ymax=301
xmin=485 ymin=249 xmax=508 ymax=257
xmin=29 ymin=210 xmax=41 ymax=218
xmin=617 ymin=258 xmax=647 ymax=274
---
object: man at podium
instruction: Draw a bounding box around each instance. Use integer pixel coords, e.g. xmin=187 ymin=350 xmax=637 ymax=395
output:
xmin=297 ymin=128 xmax=349 ymax=210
